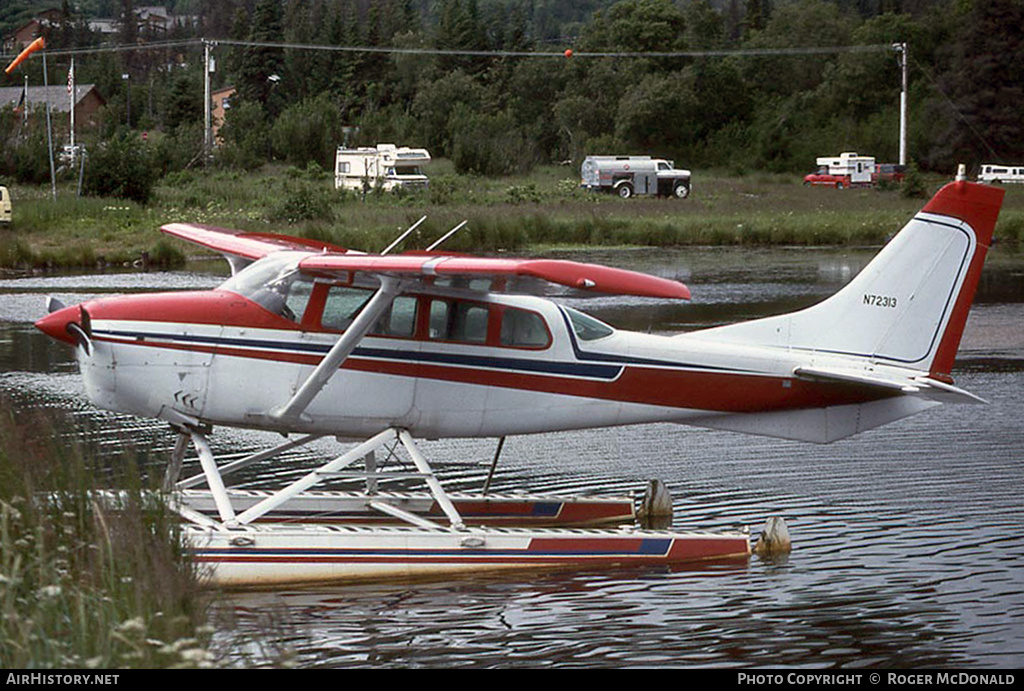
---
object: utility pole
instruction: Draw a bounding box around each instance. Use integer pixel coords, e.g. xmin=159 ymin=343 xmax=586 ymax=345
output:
xmin=204 ymin=39 xmax=213 ymax=162
xmin=895 ymin=42 xmax=908 ymax=166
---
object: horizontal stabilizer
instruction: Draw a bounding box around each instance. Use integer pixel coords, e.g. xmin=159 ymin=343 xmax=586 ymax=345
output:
xmin=793 ymin=366 xmax=986 ymax=404
xmin=793 ymin=366 xmax=918 ymax=393
xmin=687 ymin=397 xmax=942 ymax=444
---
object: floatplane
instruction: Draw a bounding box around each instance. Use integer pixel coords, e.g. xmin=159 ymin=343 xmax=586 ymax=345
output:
xmin=35 ymin=178 xmax=1003 ymax=586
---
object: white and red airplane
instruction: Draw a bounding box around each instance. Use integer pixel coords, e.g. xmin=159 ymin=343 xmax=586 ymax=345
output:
xmin=33 ymin=178 xmax=1004 ymax=584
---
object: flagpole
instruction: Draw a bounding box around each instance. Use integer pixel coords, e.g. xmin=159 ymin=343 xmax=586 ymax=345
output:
xmin=23 ymin=75 xmax=28 ymax=126
xmin=42 ymin=50 xmax=57 ymax=201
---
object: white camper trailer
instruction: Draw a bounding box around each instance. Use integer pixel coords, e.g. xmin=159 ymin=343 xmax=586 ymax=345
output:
xmin=804 ymin=152 xmax=876 ymax=188
xmin=335 ymin=144 xmax=430 ymax=192
xmin=0 ymin=186 xmax=11 ymax=224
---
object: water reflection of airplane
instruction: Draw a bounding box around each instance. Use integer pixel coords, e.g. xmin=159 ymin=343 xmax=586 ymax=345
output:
xmin=35 ymin=179 xmax=1003 ymax=586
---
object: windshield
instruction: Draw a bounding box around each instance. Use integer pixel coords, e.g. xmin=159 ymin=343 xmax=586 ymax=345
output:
xmin=393 ymin=165 xmax=424 ymax=177
xmin=563 ymin=307 xmax=614 ymax=341
xmin=220 ymin=253 xmax=313 ymax=321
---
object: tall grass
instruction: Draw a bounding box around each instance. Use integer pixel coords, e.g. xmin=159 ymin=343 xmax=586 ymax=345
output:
xmin=0 ymin=399 xmax=212 ymax=668
xmin=3 ymin=166 xmax=1022 ymax=270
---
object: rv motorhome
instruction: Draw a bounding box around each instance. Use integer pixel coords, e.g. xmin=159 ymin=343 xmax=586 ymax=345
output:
xmin=335 ymin=144 xmax=430 ymax=192
xmin=978 ymin=164 xmax=1024 ymax=184
xmin=0 ymin=186 xmax=11 ymax=224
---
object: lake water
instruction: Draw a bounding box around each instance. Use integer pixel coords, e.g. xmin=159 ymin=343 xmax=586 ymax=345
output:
xmin=1 ymin=246 xmax=1021 ymax=669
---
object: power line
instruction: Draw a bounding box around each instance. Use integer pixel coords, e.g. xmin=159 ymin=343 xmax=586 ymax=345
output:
xmin=3 ymin=37 xmax=896 ymax=63
xmin=1 ymin=39 xmax=201 ymax=61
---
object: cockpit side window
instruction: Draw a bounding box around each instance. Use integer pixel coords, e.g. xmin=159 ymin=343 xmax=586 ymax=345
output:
xmin=321 ymin=285 xmax=374 ymax=331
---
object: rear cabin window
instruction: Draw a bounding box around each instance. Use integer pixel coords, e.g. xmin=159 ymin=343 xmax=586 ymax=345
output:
xmin=427 ymin=298 xmax=550 ymax=348
xmin=500 ymin=308 xmax=548 ymax=347
xmin=428 ymin=299 xmax=488 ymax=343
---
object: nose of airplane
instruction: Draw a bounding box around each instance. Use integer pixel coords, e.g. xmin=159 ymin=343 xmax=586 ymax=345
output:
xmin=35 ymin=303 xmax=91 ymax=349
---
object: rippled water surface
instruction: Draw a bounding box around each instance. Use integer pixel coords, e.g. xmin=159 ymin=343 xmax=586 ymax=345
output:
xmin=1 ymin=247 xmax=1021 ymax=668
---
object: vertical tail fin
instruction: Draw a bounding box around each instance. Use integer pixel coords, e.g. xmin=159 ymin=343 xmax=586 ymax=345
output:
xmin=695 ymin=181 xmax=1004 ymax=377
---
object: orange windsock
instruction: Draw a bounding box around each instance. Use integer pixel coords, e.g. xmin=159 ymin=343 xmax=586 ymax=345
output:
xmin=5 ymin=36 xmax=45 ymax=74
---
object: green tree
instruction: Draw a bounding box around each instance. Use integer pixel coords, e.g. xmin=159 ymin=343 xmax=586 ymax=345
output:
xmin=449 ymin=106 xmax=536 ymax=175
xmin=926 ymin=0 xmax=1024 ymax=169
xmin=411 ymin=71 xmax=486 ymax=155
xmin=217 ymin=100 xmax=272 ymax=169
xmin=164 ymin=70 xmax=202 ymax=131
xmin=742 ymin=0 xmax=856 ymax=98
xmin=271 ymin=94 xmax=345 ymax=168
xmin=236 ymin=0 xmax=286 ymax=118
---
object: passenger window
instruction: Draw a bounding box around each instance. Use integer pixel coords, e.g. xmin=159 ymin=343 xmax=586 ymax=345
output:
xmin=321 ymin=286 xmax=373 ymax=331
xmin=500 ymin=308 xmax=549 ymax=347
xmin=452 ymin=303 xmax=489 ymax=343
xmin=372 ymin=296 xmax=417 ymax=337
xmin=427 ymin=299 xmax=490 ymax=344
xmin=429 ymin=300 xmax=450 ymax=340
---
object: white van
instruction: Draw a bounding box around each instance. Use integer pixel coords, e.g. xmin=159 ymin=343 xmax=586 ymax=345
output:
xmin=978 ymin=164 xmax=1024 ymax=184
xmin=0 ymin=186 xmax=11 ymax=224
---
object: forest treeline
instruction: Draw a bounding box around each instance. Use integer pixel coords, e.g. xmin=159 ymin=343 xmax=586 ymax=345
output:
xmin=2 ymin=0 xmax=1022 ymax=191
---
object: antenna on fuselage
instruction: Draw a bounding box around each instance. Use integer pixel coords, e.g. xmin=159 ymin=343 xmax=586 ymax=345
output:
xmin=380 ymin=215 xmax=427 ymax=256
xmin=425 ymin=220 xmax=468 ymax=252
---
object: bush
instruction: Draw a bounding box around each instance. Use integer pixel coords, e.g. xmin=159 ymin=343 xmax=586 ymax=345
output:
xmin=84 ymin=132 xmax=157 ymax=204
xmin=269 ymin=181 xmax=334 ymax=224
xmin=900 ymin=162 xmax=928 ymax=199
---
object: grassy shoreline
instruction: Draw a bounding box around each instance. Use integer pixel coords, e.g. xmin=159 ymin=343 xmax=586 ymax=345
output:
xmin=0 ymin=398 xmax=212 ymax=668
xmin=3 ymin=164 xmax=1022 ymax=270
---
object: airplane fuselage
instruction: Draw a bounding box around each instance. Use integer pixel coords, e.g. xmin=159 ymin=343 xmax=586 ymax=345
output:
xmin=51 ymin=283 xmax=912 ymax=442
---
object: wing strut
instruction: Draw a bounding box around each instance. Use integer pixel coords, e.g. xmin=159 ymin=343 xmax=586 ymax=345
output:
xmin=270 ymin=276 xmax=402 ymax=423
xmin=380 ymin=215 xmax=426 ymax=255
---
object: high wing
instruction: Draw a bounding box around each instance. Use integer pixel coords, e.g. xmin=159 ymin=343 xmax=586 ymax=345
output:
xmin=161 ymin=222 xmax=691 ymax=300
xmin=161 ymin=222 xmax=352 ymax=275
xmin=298 ymin=253 xmax=690 ymax=299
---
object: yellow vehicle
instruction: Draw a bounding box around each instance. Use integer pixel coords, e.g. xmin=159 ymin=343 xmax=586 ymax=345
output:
xmin=0 ymin=186 xmax=11 ymax=224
